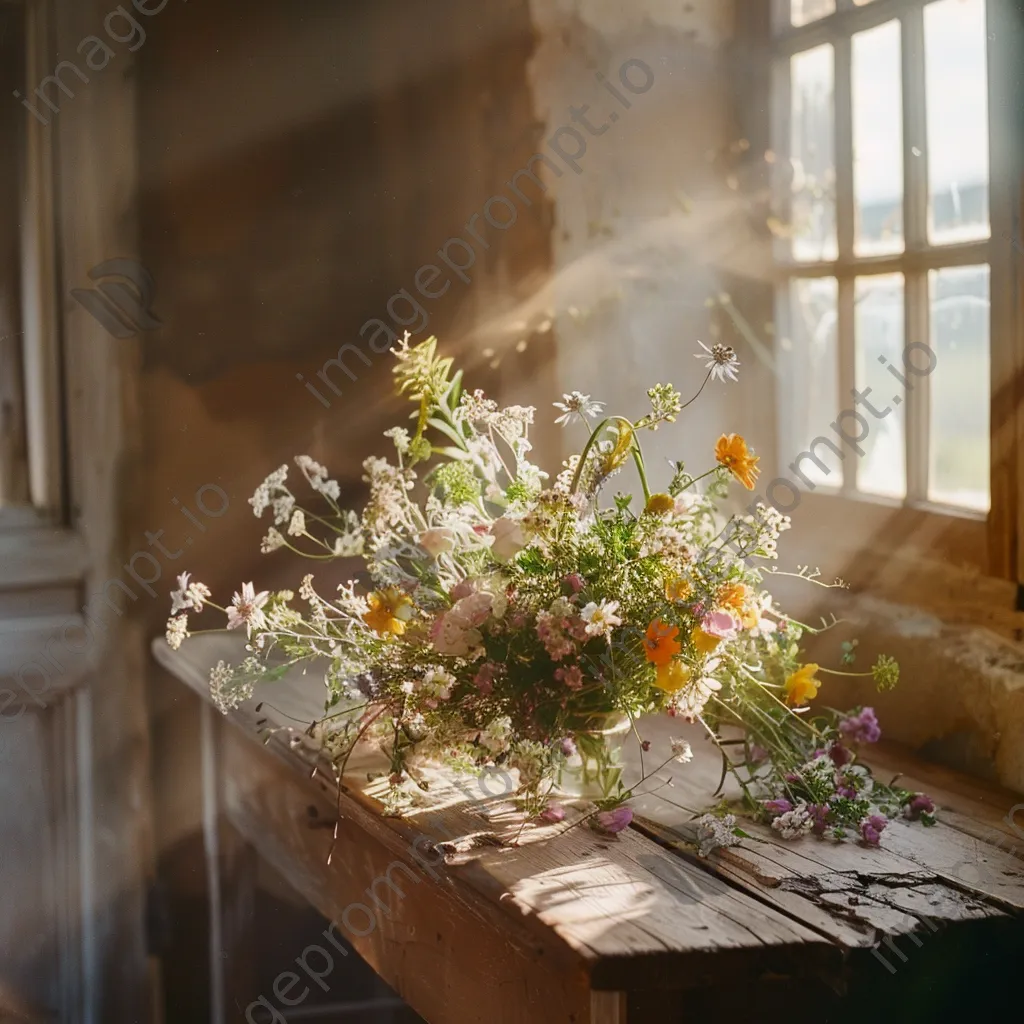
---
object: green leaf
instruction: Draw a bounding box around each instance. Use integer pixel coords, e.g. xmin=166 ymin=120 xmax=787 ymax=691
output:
xmin=426 ymin=416 xmax=467 ymax=448
xmin=435 ymin=446 xmax=471 ymax=461
xmin=447 ymin=370 xmax=464 ymax=412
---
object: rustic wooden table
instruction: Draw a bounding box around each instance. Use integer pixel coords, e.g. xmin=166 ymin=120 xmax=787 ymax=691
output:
xmin=154 ymin=636 xmax=1024 ymax=1023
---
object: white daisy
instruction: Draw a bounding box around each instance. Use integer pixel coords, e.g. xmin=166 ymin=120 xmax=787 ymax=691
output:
xmin=170 ymin=572 xmax=193 ymax=614
xmin=694 ymin=340 xmax=740 ymax=383
xmin=580 ymin=599 xmax=622 ymax=637
xmin=670 ymin=738 xmax=693 ymax=763
xmin=226 ymin=582 xmax=270 ymax=635
xmin=553 ymin=391 xmax=605 ymax=427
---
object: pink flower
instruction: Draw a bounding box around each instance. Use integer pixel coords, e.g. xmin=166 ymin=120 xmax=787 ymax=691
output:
xmin=419 ymin=527 xmax=456 ymax=557
xmin=555 ymin=665 xmax=583 ymax=690
xmin=859 ymin=814 xmax=888 ymax=846
xmin=562 ymin=573 xmax=586 ymax=594
xmin=536 ymin=611 xmax=575 ymax=661
xmin=763 ymin=798 xmax=793 ymax=816
xmin=431 ymin=592 xmax=495 ymax=656
xmin=701 ymin=609 xmax=739 ymax=641
xmin=539 ymin=802 xmax=566 ymax=823
xmin=595 ymin=807 xmax=633 ymax=834
xmin=839 ymin=707 xmax=881 ymax=745
xmin=473 ymin=663 xmax=497 ymax=695
xmin=489 ymin=516 xmax=526 ymax=561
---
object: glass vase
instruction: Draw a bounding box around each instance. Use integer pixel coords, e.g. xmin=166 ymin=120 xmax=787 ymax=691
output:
xmin=555 ymin=712 xmax=631 ymax=801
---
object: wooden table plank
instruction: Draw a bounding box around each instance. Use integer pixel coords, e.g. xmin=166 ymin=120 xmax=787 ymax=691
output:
xmin=153 ymin=634 xmax=1024 ymax=1021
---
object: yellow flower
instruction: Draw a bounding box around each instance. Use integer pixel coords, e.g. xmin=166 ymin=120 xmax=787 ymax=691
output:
xmin=784 ymin=663 xmax=821 ymax=707
xmin=715 ymin=433 xmax=761 ymax=490
xmin=644 ymin=492 xmax=675 ymax=516
xmin=691 ymin=626 xmax=722 ymax=655
xmin=665 ymin=576 xmax=692 ymax=603
xmin=363 ymin=587 xmax=414 ymax=636
xmin=655 ymin=660 xmax=691 ymax=693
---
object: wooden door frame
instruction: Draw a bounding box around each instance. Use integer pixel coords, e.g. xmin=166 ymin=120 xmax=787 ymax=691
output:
xmin=0 ymin=0 xmax=154 ymax=1020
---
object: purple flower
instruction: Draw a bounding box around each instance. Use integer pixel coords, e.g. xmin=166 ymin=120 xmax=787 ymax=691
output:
xmin=859 ymin=813 xmax=888 ymax=846
xmin=828 ymin=742 xmax=852 ymax=767
xmin=595 ymin=807 xmax=633 ymax=834
xmin=560 ymin=736 xmax=578 ymax=758
xmin=839 ymin=707 xmax=881 ymax=745
xmin=903 ymin=793 xmax=935 ymax=821
xmin=749 ymin=744 xmax=769 ymax=764
xmin=808 ymin=803 xmax=831 ymax=834
xmin=539 ymin=802 xmax=566 ymax=823
xmin=784 ymin=771 xmax=801 ymax=784
xmin=763 ymin=798 xmax=793 ymax=816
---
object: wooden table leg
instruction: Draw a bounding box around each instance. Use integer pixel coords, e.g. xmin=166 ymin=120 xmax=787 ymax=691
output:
xmin=591 ymin=991 xmax=627 ymax=1024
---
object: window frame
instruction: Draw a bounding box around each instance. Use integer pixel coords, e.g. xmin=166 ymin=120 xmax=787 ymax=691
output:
xmin=1 ymin=0 xmax=66 ymax=532
xmin=768 ymin=0 xmax=1023 ymax=580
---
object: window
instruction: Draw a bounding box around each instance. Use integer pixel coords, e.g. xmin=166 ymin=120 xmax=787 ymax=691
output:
xmin=770 ymin=0 xmax=999 ymax=523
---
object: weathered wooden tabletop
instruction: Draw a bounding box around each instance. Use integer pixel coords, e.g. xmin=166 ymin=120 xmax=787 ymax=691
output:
xmin=154 ymin=635 xmax=1024 ymax=1023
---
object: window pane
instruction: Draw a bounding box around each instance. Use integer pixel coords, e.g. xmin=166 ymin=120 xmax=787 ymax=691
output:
xmin=789 ymin=45 xmax=836 ymax=261
xmin=852 ymin=21 xmax=903 ymax=256
xmin=0 ymin=1 xmax=29 ymax=508
xmin=854 ymin=275 xmax=906 ymax=498
xmin=785 ymin=278 xmax=841 ymax=488
xmin=791 ymin=0 xmax=835 ymax=27
xmin=928 ymin=266 xmax=990 ymax=511
xmin=925 ymin=0 xmax=990 ymax=244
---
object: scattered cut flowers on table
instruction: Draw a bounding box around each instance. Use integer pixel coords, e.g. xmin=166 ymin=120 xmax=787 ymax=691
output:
xmin=167 ymin=334 xmax=934 ymax=853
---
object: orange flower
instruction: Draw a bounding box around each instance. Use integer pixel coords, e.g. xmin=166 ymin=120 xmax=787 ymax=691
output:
xmin=363 ymin=587 xmax=414 ymax=636
xmin=716 ymin=582 xmax=759 ymax=629
xmin=784 ymin=663 xmax=821 ymax=707
xmin=715 ymin=433 xmax=760 ymax=490
xmin=654 ymin=660 xmax=691 ymax=693
xmin=644 ymin=619 xmax=681 ymax=666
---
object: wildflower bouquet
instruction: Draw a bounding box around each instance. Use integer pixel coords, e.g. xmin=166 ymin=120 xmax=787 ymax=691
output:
xmin=167 ymin=335 xmax=934 ymax=847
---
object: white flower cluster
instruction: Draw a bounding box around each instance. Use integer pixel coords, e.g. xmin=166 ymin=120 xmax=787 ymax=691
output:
xmin=696 ymin=813 xmax=740 ymax=857
xmin=479 ymin=716 xmax=512 ymax=754
xmin=208 ymin=660 xmax=254 ymax=714
xmin=296 ymin=455 xmax=341 ymax=502
xmin=362 ymin=456 xmax=414 ymax=533
xmin=771 ymin=803 xmax=814 ymax=839
xmin=249 ymin=465 xmax=289 ymax=519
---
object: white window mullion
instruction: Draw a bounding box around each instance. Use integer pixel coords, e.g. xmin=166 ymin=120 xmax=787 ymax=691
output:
xmin=837 ymin=276 xmax=858 ymax=494
xmin=834 ymin=35 xmax=857 ymax=494
xmin=901 ymin=5 xmax=930 ymax=503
